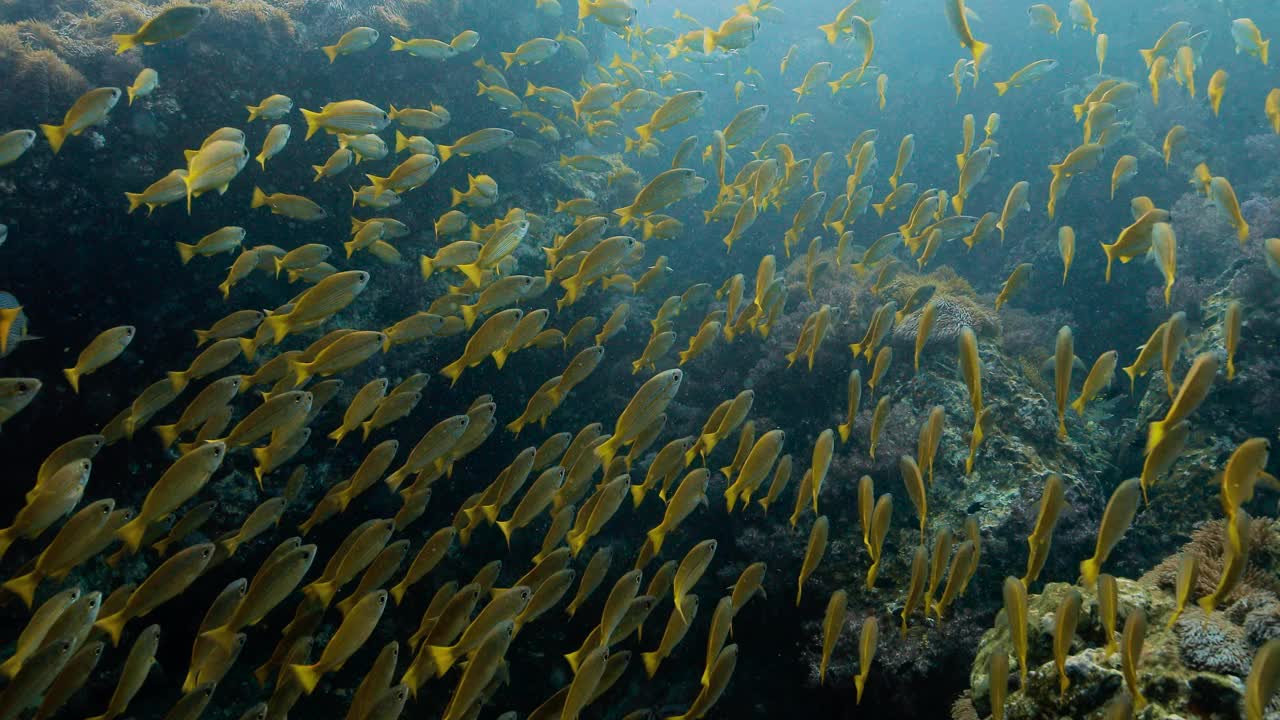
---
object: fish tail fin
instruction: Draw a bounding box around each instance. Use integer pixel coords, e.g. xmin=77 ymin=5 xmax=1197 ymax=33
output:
xmin=993 ymin=81 xmax=1009 ymax=97
xmin=970 ymin=39 xmax=990 ymax=69
xmin=419 ymin=255 xmax=435 ymax=281
xmin=460 ymin=304 xmax=479 ymax=330
xmin=289 ymin=663 xmax=322 ymax=695
xmin=155 ymin=423 xmax=181 ymax=449
xmin=305 ymin=581 xmax=335 ymax=609
xmin=167 ymin=371 xmax=189 ymax=393
xmin=327 ymin=424 xmax=347 ymax=444
xmin=500 ymin=51 xmax=516 ymax=69
xmin=365 ymin=174 xmax=389 ymax=196
xmin=175 ymin=241 xmax=200 ymax=265
xmin=593 ymin=435 xmax=620 ymax=468
xmin=952 ymin=194 xmax=964 ymax=214
xmin=383 ymin=468 xmax=409 ymax=491
xmin=1100 ymin=241 xmax=1116 ymax=283
xmin=63 ymin=367 xmax=82 ymax=394
xmin=389 ymin=36 xmax=406 ymax=51
xmin=872 ymin=202 xmax=886 ymax=218
xmin=291 ymin=360 xmax=313 ymax=387
xmin=427 ymin=645 xmax=456 ymax=677
xmin=112 ymin=32 xmax=137 ymax=55
xmin=818 ymin=22 xmax=839 ymax=45
xmin=646 ymin=526 xmax=664 ymax=555
xmin=2 ymin=571 xmax=39 ymax=609
xmin=1262 ymin=39 xmax=1270 ymax=66
xmin=321 ymin=44 xmax=339 ymax=63
xmin=1145 ymin=419 xmax=1168 ymax=454
xmin=125 ymin=191 xmax=147 ymax=214
xmin=567 ymin=532 xmax=586 ymax=557
xmin=39 ymin=123 xmax=67 ymax=155
xmin=95 ymin=611 xmax=128 ymax=646
xmin=250 ymin=186 xmax=268 ymax=209
xmin=1070 ymin=396 xmax=1085 ymax=416
xmin=449 ymin=188 xmax=465 ymax=207
xmin=439 ymin=359 xmax=465 ymax=387
xmin=1139 ymin=47 xmax=1155 ymax=68
xmin=455 ymin=261 xmax=484 ymax=287
xmin=837 ymin=423 xmax=851 ymax=443
xmin=1121 ymin=364 xmax=1138 ymax=394
xmin=264 ymin=314 xmax=290 ymax=344
xmin=642 ymin=650 xmax=662 ymax=678
xmin=496 ymin=519 xmax=515 ymax=548
xmin=200 ymin=626 xmax=238 ymax=657
xmin=559 ymin=274 xmax=581 ymax=303
xmin=300 ymin=108 xmax=323 ymax=141
xmin=578 ymin=0 xmax=591 ymax=20
xmin=1079 ymin=558 xmax=1100 ymax=587
xmin=251 ymin=447 xmax=270 ymax=482
xmin=614 ymin=204 xmax=635 ymax=227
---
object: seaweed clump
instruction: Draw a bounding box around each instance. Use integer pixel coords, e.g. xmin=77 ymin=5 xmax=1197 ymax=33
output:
xmin=0 ymin=21 xmax=90 ymax=119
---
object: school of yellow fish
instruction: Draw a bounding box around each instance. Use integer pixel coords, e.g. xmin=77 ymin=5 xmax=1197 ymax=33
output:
xmin=0 ymin=0 xmax=1278 ymax=717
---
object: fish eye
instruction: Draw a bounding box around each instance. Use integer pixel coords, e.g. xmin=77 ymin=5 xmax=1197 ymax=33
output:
xmin=16 ymin=382 xmax=27 ymax=392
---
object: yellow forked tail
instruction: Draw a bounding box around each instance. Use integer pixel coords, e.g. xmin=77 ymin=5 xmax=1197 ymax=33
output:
xmin=112 ymin=32 xmax=138 ymax=55
xmin=1 ymin=571 xmax=40 ymax=609
xmin=289 ymin=662 xmax=323 ymax=695
xmin=300 ymin=108 xmax=324 ymax=141
xmin=818 ymin=22 xmax=840 ymax=45
xmin=95 ymin=610 xmax=129 ymax=647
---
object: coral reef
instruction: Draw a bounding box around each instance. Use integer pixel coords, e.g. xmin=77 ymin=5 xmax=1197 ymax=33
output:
xmin=889 ymin=266 xmax=1001 ymax=347
xmin=969 ymin=516 xmax=1280 ymax=720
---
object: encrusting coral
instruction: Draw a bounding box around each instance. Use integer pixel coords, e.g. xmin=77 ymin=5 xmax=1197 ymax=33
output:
xmin=969 ymin=517 xmax=1280 ymax=719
